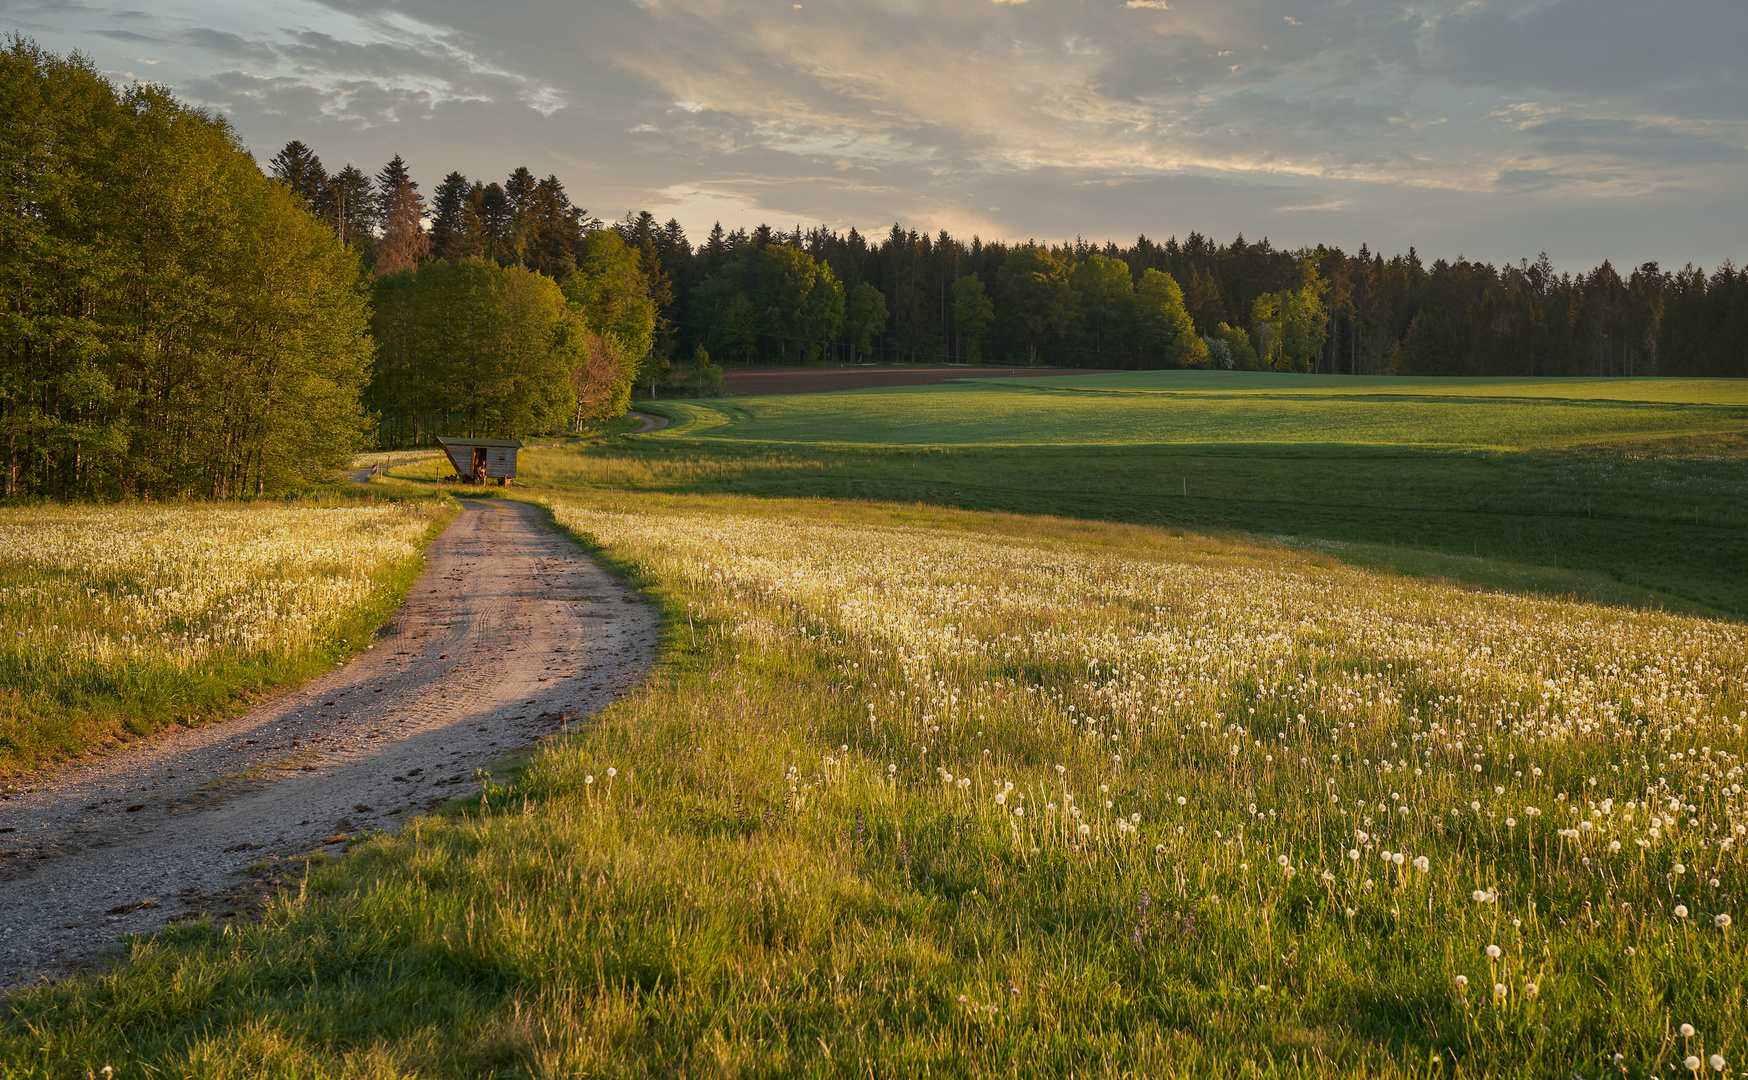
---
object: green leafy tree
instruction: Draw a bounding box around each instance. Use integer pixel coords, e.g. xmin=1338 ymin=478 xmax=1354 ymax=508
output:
xmin=996 ymin=245 xmax=1075 ymax=364
xmin=718 ymin=294 xmax=760 ymax=363
xmin=846 ymin=282 xmax=889 ymax=362
xmin=686 ymin=344 xmax=724 ymax=397
xmin=563 ymin=230 xmax=656 ymax=360
xmin=369 ymin=258 xmax=580 ymax=441
xmin=1071 ymin=254 xmax=1136 ymax=363
xmin=1132 ymin=269 xmax=1208 ymax=368
xmin=561 ymin=229 xmax=655 ymax=409
xmin=757 ymin=246 xmax=844 ymax=362
xmin=1203 ymin=323 xmax=1260 ymax=370
xmin=0 ymin=39 xmax=372 ymax=498
xmin=1250 ymin=259 xmax=1329 ymax=371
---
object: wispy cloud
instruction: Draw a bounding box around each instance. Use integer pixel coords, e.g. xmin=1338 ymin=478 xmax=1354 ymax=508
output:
xmin=12 ymin=0 xmax=1746 ymax=267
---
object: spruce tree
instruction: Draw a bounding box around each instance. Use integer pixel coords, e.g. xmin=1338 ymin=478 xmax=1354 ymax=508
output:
xmin=267 ymin=140 xmax=327 ymax=210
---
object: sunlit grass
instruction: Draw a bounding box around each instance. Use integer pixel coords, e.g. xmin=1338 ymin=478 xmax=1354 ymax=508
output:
xmin=980 ymin=371 xmax=1748 ymax=406
xmin=7 ymin=491 xmax=1742 ymax=1076
xmin=0 ymin=497 xmax=451 ymax=775
xmin=647 ymin=379 xmax=1748 ymax=449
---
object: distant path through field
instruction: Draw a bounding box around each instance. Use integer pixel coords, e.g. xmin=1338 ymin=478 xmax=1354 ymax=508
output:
xmin=0 ymin=500 xmax=658 ymax=989
xmin=627 ymin=410 xmax=669 ymax=433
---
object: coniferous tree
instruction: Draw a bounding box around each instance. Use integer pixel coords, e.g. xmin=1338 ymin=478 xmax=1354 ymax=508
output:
xmin=375 ymin=180 xmax=429 ymax=275
xmin=429 ymin=171 xmax=473 ymax=260
xmin=321 ymin=164 xmax=377 ymax=248
xmin=268 ymin=140 xmax=326 ymax=210
xmin=376 ymin=155 xmax=416 ymax=217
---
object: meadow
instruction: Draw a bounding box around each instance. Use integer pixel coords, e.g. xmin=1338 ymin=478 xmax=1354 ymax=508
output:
xmin=969 ymin=372 xmax=1748 ymax=405
xmin=6 ymin=374 xmax=1744 ymax=1076
xmin=6 ymin=490 xmax=1743 ymax=1077
xmin=418 ymin=373 xmax=1748 ymax=615
xmin=644 ymin=375 xmax=1748 ymax=449
xmin=0 ymin=497 xmax=450 ymax=776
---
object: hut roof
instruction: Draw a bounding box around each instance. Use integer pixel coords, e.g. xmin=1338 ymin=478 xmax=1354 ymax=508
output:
xmin=435 ymin=435 xmax=525 ymax=449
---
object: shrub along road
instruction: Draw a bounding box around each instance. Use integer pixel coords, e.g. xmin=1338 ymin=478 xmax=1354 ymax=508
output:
xmin=0 ymin=499 xmax=658 ymax=988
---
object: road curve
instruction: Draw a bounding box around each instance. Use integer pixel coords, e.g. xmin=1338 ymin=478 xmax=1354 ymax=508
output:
xmin=627 ymin=410 xmax=669 ymax=433
xmin=0 ymin=499 xmax=658 ymax=989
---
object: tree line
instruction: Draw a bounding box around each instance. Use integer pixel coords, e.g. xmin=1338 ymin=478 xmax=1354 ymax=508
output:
xmin=328 ymin=158 xmax=1748 ymax=379
xmin=269 ymin=129 xmax=1748 ymax=387
xmin=662 ymin=224 xmax=1745 ymax=378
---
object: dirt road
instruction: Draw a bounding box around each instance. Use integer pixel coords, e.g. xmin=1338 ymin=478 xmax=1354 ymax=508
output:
xmin=0 ymin=499 xmax=657 ymax=989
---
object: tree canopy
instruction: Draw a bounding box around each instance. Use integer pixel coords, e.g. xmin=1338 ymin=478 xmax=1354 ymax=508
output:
xmin=369 ymin=259 xmax=584 ymax=444
xmin=1 ymin=40 xmax=372 ymax=499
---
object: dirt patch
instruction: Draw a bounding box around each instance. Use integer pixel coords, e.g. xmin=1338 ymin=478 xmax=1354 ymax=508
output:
xmin=627 ymin=410 xmax=670 ymax=433
xmin=0 ymin=499 xmax=658 ymax=990
xmin=720 ymin=366 xmax=1116 ymax=397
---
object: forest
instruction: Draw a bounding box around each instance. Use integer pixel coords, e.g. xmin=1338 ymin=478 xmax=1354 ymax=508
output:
xmin=280 ymin=128 xmax=1748 ymax=383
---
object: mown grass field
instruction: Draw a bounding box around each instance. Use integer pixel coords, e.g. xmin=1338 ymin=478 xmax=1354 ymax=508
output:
xmin=440 ymin=373 xmax=1748 ymax=616
xmin=973 ymin=372 xmax=1748 ymax=405
xmin=7 ymin=491 xmax=1743 ymax=1078
xmin=0 ymin=495 xmax=452 ymax=777
xmin=646 ymin=375 xmax=1748 ymax=448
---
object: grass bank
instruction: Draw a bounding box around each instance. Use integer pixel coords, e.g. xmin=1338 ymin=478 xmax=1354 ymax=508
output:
xmin=485 ymin=428 xmax=1748 ymax=615
xmin=5 ymin=491 xmax=1742 ymax=1077
xmin=0 ymin=492 xmax=454 ymax=778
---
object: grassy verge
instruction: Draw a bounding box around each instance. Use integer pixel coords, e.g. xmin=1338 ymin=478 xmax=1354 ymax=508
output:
xmin=5 ymin=490 xmax=1742 ymax=1077
xmin=506 ymin=431 xmax=1748 ymax=615
xmin=0 ymin=492 xmax=455 ymax=778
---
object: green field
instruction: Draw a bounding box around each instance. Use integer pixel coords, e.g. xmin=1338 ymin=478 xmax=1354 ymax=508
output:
xmin=8 ymin=377 xmax=1747 ymax=1078
xmin=974 ymin=371 xmax=1748 ymax=405
xmin=648 ymin=375 xmax=1748 ymax=448
xmin=475 ymin=374 xmax=1748 ymax=616
xmin=10 ymin=492 xmax=1745 ymax=1078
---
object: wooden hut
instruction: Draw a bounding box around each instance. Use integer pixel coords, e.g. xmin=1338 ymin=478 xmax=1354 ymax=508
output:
xmin=435 ymin=435 xmax=524 ymax=486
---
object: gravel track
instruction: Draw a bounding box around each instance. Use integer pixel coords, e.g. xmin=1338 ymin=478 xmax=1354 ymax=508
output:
xmin=0 ymin=499 xmax=657 ymax=989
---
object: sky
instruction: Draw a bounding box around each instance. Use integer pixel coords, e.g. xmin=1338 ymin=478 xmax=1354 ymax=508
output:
xmin=6 ymin=0 xmax=1746 ymax=272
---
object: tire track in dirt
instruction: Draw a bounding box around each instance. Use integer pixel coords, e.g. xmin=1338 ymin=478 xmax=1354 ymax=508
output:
xmin=0 ymin=499 xmax=657 ymax=989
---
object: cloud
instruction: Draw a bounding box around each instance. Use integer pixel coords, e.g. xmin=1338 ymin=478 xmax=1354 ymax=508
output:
xmin=9 ymin=0 xmax=1746 ymax=269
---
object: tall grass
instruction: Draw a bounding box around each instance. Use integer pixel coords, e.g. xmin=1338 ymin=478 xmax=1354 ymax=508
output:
xmin=0 ymin=499 xmax=451 ymax=775
xmin=6 ymin=492 xmax=1741 ymax=1077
